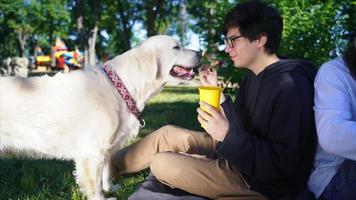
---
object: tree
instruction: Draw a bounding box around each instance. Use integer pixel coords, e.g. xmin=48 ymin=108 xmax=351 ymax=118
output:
xmin=35 ymin=0 xmax=71 ymax=49
xmin=270 ymin=0 xmax=353 ymax=67
xmin=0 ymin=0 xmax=43 ymax=57
xmin=101 ymin=0 xmax=144 ymax=52
xmin=144 ymin=0 xmax=164 ymax=37
xmin=0 ymin=0 xmax=70 ymax=60
xmin=341 ymin=1 xmax=355 ymax=46
xmin=142 ymin=0 xmax=184 ymax=38
xmin=72 ymin=0 xmax=100 ymax=67
xmin=177 ymin=0 xmax=188 ymax=46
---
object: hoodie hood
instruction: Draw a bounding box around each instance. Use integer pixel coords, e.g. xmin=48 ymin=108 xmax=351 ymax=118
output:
xmin=262 ymin=59 xmax=317 ymax=83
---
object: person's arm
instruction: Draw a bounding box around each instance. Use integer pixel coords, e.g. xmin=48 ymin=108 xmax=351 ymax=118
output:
xmin=314 ymin=64 xmax=356 ymax=160
xmin=217 ymin=75 xmax=315 ymax=179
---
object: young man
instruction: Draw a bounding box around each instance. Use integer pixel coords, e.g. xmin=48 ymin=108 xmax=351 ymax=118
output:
xmin=111 ymin=1 xmax=317 ymax=199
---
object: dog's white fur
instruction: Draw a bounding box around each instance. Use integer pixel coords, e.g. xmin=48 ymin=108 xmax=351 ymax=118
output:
xmin=0 ymin=35 xmax=200 ymax=200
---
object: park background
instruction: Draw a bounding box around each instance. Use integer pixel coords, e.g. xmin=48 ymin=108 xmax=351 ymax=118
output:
xmin=0 ymin=0 xmax=355 ymax=199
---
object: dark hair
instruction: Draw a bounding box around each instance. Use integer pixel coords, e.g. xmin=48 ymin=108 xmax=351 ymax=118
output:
xmin=222 ymin=0 xmax=283 ymax=55
xmin=343 ymin=38 xmax=356 ymax=78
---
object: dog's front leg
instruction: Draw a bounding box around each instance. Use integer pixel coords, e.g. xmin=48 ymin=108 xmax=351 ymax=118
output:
xmin=74 ymin=157 xmax=117 ymax=200
xmin=102 ymin=158 xmax=121 ymax=193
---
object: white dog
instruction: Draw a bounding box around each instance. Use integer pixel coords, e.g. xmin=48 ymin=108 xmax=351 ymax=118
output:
xmin=0 ymin=35 xmax=201 ymax=200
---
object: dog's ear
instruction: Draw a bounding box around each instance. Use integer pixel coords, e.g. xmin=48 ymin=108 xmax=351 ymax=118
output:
xmin=136 ymin=47 xmax=159 ymax=81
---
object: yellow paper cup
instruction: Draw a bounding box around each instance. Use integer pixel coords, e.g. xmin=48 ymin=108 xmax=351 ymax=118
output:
xmin=198 ymin=86 xmax=221 ymax=129
xmin=198 ymin=86 xmax=221 ymax=113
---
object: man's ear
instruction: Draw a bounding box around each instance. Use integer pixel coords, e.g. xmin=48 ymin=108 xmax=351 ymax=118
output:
xmin=257 ymin=34 xmax=268 ymax=49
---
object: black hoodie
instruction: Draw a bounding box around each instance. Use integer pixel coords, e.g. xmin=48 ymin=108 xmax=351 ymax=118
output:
xmin=217 ymin=59 xmax=317 ymax=199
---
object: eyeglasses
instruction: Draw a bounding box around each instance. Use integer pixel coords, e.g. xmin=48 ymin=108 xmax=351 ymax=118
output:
xmin=224 ymin=35 xmax=244 ymax=49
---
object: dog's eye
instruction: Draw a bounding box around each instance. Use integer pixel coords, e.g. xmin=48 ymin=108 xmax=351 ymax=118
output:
xmin=173 ymin=45 xmax=180 ymax=50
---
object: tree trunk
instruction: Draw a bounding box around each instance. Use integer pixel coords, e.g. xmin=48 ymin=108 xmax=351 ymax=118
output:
xmin=145 ymin=0 xmax=163 ymax=37
xmin=179 ymin=0 xmax=188 ymax=46
xmin=17 ymin=29 xmax=27 ymax=57
xmin=88 ymin=26 xmax=98 ymax=66
xmin=75 ymin=0 xmax=99 ymax=67
xmin=76 ymin=0 xmax=86 ymax=65
xmin=89 ymin=0 xmax=99 ymax=66
xmin=117 ymin=1 xmax=132 ymax=51
xmin=207 ymin=6 xmax=218 ymax=54
xmin=146 ymin=1 xmax=155 ymax=37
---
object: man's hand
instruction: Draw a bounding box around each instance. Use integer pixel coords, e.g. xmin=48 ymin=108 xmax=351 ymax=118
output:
xmin=197 ymin=101 xmax=229 ymax=141
xmin=198 ymin=65 xmax=218 ymax=86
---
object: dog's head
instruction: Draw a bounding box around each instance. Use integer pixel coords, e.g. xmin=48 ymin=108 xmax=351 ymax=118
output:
xmin=137 ymin=35 xmax=201 ymax=82
xmin=107 ymin=35 xmax=201 ymax=84
xmin=104 ymin=35 xmax=201 ymax=104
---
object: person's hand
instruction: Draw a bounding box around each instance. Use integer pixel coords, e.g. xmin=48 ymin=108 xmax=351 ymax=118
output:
xmin=197 ymin=101 xmax=229 ymax=141
xmin=198 ymin=65 xmax=218 ymax=86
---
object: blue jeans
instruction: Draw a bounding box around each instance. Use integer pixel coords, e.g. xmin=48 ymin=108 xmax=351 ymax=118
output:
xmin=321 ymin=159 xmax=356 ymax=200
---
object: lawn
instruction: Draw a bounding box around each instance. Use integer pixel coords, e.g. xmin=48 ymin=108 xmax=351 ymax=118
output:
xmin=0 ymin=86 xmax=204 ymax=200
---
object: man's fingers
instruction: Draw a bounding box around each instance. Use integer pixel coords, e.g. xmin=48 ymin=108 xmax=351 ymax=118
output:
xmin=197 ymin=114 xmax=207 ymax=126
xmin=197 ymin=107 xmax=211 ymax=120
xmin=199 ymin=101 xmax=219 ymax=116
xmin=198 ymin=65 xmax=208 ymax=72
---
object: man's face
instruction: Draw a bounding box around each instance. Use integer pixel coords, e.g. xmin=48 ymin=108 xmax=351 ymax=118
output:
xmin=224 ymin=27 xmax=260 ymax=69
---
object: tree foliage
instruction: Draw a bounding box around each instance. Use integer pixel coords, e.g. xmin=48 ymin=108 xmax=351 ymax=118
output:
xmin=0 ymin=0 xmax=71 ymax=57
xmin=186 ymin=0 xmax=354 ymax=90
xmin=272 ymin=0 xmax=353 ymax=66
xmin=0 ymin=0 xmax=353 ymax=87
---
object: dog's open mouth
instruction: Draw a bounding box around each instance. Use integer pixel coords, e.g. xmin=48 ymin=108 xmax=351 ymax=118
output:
xmin=170 ymin=65 xmax=195 ymax=80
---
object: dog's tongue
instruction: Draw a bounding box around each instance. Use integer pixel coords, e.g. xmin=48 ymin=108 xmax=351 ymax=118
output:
xmin=173 ymin=65 xmax=193 ymax=75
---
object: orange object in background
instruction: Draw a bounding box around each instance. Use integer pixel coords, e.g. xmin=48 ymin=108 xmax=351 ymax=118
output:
xmin=34 ymin=39 xmax=83 ymax=70
xmin=57 ymin=55 xmax=65 ymax=69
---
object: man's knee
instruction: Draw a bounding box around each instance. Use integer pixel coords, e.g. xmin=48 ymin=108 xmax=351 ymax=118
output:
xmin=150 ymin=152 xmax=181 ymax=184
xmin=155 ymin=125 xmax=176 ymax=135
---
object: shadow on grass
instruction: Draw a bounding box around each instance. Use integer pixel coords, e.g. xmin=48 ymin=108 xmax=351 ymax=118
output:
xmin=139 ymin=101 xmax=203 ymax=137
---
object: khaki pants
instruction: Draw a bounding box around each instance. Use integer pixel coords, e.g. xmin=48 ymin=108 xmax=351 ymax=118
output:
xmin=111 ymin=125 xmax=267 ymax=200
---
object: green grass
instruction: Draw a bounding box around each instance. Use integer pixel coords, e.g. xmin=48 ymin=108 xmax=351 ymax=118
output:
xmin=0 ymin=86 xmax=204 ymax=200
